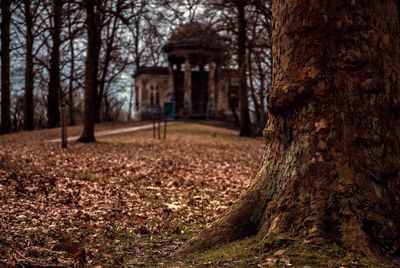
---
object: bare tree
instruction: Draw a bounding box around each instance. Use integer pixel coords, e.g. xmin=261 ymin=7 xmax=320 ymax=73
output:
xmin=1 ymin=0 xmax=12 ymax=133
xmin=203 ymin=0 xmax=271 ymax=136
xmin=235 ymin=1 xmax=252 ymax=136
xmin=77 ymin=0 xmax=102 ymax=142
xmin=47 ymin=0 xmax=62 ymax=128
xmin=96 ymin=0 xmax=121 ymax=123
xmin=63 ymin=1 xmax=85 ymax=126
xmin=21 ymin=0 xmax=37 ymax=130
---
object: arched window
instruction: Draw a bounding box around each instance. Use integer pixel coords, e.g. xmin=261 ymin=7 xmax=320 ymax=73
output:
xmin=150 ymin=86 xmax=155 ymax=105
xmin=155 ymin=85 xmax=160 ymax=105
xmin=135 ymin=87 xmax=140 ymax=111
xmin=150 ymin=85 xmax=160 ymax=106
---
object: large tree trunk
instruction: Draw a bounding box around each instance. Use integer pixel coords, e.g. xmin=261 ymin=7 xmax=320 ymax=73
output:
xmin=237 ymin=2 xmax=253 ymax=137
xmin=47 ymin=0 xmax=62 ymax=128
xmin=77 ymin=0 xmax=100 ymax=142
xmin=23 ymin=0 xmax=35 ymax=131
xmin=177 ymin=0 xmax=400 ymax=256
xmin=1 ymin=0 xmax=11 ymax=133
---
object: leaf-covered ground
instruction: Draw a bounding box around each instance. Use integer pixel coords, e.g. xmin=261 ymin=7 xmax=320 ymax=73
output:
xmin=0 ymin=122 xmax=264 ymax=267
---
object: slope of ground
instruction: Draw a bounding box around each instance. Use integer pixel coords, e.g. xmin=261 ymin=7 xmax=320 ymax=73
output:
xmin=1 ymin=122 xmax=396 ymax=268
xmin=0 ymin=122 xmax=263 ymax=267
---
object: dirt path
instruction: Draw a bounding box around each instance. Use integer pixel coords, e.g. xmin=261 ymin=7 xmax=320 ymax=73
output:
xmin=48 ymin=122 xmax=178 ymax=142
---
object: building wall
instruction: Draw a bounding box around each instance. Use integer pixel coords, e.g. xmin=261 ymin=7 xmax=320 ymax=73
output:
xmin=216 ymin=75 xmax=240 ymax=118
xmin=134 ymin=73 xmax=172 ymax=119
xmin=134 ymin=70 xmax=239 ymax=120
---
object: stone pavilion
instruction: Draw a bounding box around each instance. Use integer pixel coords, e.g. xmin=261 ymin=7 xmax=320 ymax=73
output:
xmin=134 ymin=22 xmax=240 ymax=119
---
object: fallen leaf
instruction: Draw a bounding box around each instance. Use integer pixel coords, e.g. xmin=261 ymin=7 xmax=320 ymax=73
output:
xmin=274 ymin=248 xmax=286 ymax=256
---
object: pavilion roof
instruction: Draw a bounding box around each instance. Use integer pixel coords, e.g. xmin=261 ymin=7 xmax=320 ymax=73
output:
xmin=163 ymin=22 xmax=226 ymax=65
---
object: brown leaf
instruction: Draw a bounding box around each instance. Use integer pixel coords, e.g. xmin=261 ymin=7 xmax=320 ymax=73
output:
xmin=136 ymin=226 xmax=150 ymax=235
xmin=262 ymin=258 xmax=277 ymax=267
xmin=274 ymin=248 xmax=286 ymax=256
xmin=72 ymin=248 xmax=86 ymax=264
xmin=172 ymin=226 xmax=181 ymax=235
xmin=0 ymin=261 xmax=15 ymax=268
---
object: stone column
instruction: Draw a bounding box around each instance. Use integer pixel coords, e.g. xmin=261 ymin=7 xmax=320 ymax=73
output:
xmin=208 ymin=62 xmax=217 ymax=111
xmin=183 ymin=58 xmax=192 ymax=114
xmin=168 ymin=63 xmax=174 ymax=100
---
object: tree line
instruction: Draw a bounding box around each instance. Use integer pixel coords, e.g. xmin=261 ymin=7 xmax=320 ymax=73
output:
xmin=0 ymin=0 xmax=272 ymax=140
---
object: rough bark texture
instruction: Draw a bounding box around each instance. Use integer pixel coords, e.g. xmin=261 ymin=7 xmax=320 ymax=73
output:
xmin=47 ymin=0 xmax=62 ymax=128
xmin=77 ymin=0 xmax=100 ymax=142
xmin=23 ymin=0 xmax=35 ymax=131
xmin=177 ymin=0 xmax=400 ymax=256
xmin=1 ymin=0 xmax=11 ymax=133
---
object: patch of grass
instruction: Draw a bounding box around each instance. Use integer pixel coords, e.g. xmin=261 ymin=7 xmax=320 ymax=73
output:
xmin=99 ymin=123 xmax=261 ymax=145
xmin=80 ymin=172 xmax=92 ymax=181
xmin=284 ymin=243 xmax=379 ymax=267
xmin=164 ymin=237 xmax=264 ymax=268
xmin=162 ymin=234 xmax=399 ymax=267
xmin=0 ymin=159 xmax=19 ymax=171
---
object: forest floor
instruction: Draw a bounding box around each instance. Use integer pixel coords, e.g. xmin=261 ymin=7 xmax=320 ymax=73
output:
xmin=0 ymin=121 xmax=398 ymax=268
xmin=0 ymin=121 xmax=265 ymax=267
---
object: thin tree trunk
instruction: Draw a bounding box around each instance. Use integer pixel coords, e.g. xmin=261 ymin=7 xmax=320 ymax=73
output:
xmin=78 ymin=0 xmax=99 ymax=142
xmin=1 ymin=0 xmax=11 ymax=133
xmin=177 ymin=0 xmax=400 ymax=256
xmin=129 ymin=18 xmax=141 ymax=121
xmin=237 ymin=2 xmax=252 ymax=137
xmin=96 ymin=17 xmax=118 ymax=123
xmin=128 ymin=85 xmax=134 ymax=121
xmin=47 ymin=0 xmax=62 ymax=128
xmin=67 ymin=1 xmax=76 ymax=126
xmin=23 ymin=0 xmax=35 ymax=131
xmin=134 ymin=18 xmax=140 ymax=70
xmin=104 ymin=95 xmax=111 ymax=121
xmin=68 ymin=40 xmax=76 ymax=126
xmin=257 ymin=59 xmax=267 ymax=133
xmin=247 ymin=49 xmax=261 ymax=127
